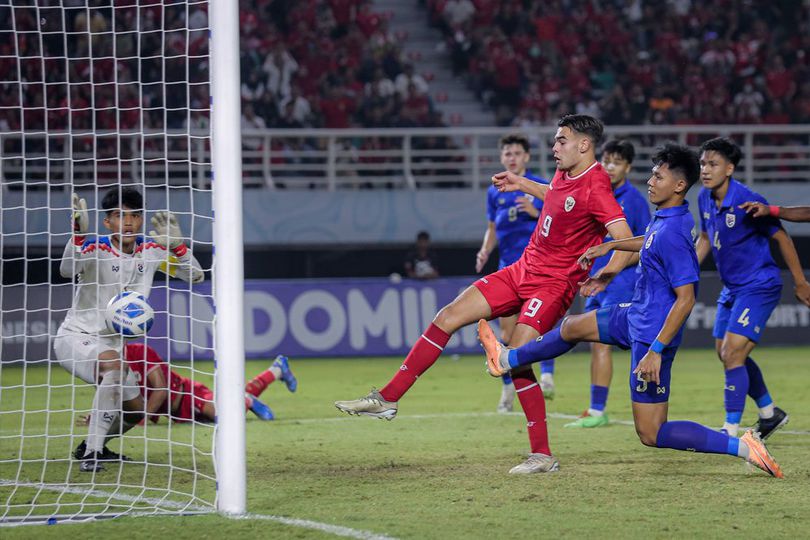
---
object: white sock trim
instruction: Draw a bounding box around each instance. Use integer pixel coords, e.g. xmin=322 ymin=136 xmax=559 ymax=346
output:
xmin=421 ymin=334 xmax=444 ymax=351
xmin=759 ymin=403 xmax=775 ymax=419
xmin=516 ymin=382 xmax=539 ymax=393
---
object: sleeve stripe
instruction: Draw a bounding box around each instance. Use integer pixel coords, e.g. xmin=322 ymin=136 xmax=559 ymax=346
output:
xmin=604 ymin=217 xmax=627 ymax=227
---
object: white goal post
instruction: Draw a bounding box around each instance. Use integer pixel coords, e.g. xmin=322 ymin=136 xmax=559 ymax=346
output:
xmin=210 ymin=0 xmax=246 ymax=516
xmin=0 ymin=0 xmax=245 ymax=524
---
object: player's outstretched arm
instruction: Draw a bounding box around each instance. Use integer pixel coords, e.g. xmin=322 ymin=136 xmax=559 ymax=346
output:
xmin=145 ymin=368 xmax=170 ymax=423
xmin=491 ymin=171 xmax=549 ymax=200
xmin=577 ymin=235 xmax=644 ymax=269
xmin=741 ymin=201 xmax=810 ymax=222
xmin=578 ymin=222 xmax=637 ymax=297
xmin=592 ymin=220 xmax=637 ymax=272
xmin=150 ymin=211 xmax=205 ymax=284
xmin=771 ymin=228 xmax=810 ymax=307
xmin=634 ymin=282 xmax=696 ymax=385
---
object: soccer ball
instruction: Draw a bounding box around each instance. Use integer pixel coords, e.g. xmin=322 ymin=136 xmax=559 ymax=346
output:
xmin=105 ymin=291 xmax=155 ymax=337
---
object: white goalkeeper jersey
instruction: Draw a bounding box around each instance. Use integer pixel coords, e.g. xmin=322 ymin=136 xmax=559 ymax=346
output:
xmin=59 ymin=235 xmax=204 ymax=335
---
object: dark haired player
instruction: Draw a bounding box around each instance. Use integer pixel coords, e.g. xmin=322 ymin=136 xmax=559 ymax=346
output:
xmin=695 ymin=138 xmax=810 ymax=438
xmin=566 ymin=139 xmax=650 ymax=428
xmin=55 ymin=186 xmax=204 ymax=471
xmin=336 ymin=115 xmax=635 ymax=474
xmin=475 ymin=132 xmax=555 ymax=412
xmin=479 ymin=143 xmax=783 ymax=478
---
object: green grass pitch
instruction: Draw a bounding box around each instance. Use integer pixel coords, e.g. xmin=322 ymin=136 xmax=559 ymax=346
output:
xmin=2 ymin=346 xmax=810 ymax=538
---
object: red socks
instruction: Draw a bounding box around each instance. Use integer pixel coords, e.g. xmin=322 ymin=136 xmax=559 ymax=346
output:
xmin=380 ymin=323 xmax=451 ymax=402
xmin=245 ymin=370 xmax=276 ymax=398
xmin=512 ymin=370 xmax=551 ymax=456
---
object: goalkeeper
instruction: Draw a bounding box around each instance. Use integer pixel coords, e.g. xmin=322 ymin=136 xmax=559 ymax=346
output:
xmin=54 ymin=186 xmax=204 ymax=472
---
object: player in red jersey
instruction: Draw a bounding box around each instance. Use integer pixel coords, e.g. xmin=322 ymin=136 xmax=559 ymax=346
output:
xmin=335 ymin=115 xmax=634 ymax=473
xmin=123 ymin=343 xmax=297 ymax=423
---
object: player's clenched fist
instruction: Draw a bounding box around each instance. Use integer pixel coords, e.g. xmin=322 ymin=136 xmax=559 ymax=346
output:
xmin=72 ymin=192 xmax=89 ymax=234
xmin=634 ymin=350 xmax=662 ymax=385
xmin=149 ymin=211 xmax=184 ymax=250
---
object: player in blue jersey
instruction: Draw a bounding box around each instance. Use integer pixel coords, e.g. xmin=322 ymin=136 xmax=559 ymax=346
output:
xmin=566 ymin=140 xmax=651 ymax=428
xmin=475 ymin=133 xmax=553 ymax=412
xmin=695 ymin=137 xmax=810 ymax=439
xmin=478 ymin=143 xmax=783 ymax=477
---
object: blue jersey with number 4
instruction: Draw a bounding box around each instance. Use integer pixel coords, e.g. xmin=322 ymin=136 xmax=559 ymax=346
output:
xmin=628 ymin=203 xmax=700 ymax=347
xmin=698 ymin=179 xmax=781 ymax=295
xmin=487 ymin=171 xmax=548 ymax=268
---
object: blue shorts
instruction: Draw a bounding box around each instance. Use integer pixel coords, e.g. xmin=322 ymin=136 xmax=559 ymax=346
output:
xmin=713 ymin=286 xmax=781 ymax=343
xmin=596 ymin=304 xmax=676 ymax=404
xmin=584 ymin=286 xmax=635 ymax=312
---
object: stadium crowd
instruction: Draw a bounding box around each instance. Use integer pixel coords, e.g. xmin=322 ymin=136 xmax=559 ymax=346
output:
xmin=240 ymin=0 xmax=443 ymax=130
xmin=427 ymin=0 xmax=810 ymax=126
xmin=3 ymin=0 xmax=810 ymax=187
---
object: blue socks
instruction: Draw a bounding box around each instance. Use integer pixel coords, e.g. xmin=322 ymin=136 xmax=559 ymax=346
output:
xmin=656 ymin=421 xmax=739 ymax=456
xmin=540 ymin=359 xmax=555 ymax=375
xmin=502 ymin=374 xmax=513 ymax=386
xmin=724 ymin=365 xmax=748 ymax=425
xmin=745 ymin=357 xmax=772 ymax=408
xmin=590 ymin=385 xmax=609 ymax=413
xmin=510 ymin=328 xmax=576 ymax=368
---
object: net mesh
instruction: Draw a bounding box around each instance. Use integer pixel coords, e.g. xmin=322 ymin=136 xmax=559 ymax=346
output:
xmin=1 ymin=0 xmax=217 ymax=524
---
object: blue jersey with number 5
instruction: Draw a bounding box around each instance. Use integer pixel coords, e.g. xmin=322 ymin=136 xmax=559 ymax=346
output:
xmin=487 ymin=171 xmax=547 ymax=268
xmin=629 ymin=203 xmax=700 ymax=347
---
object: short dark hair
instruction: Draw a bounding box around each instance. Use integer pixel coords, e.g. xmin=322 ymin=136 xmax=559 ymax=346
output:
xmin=101 ymin=186 xmax=143 ymax=213
xmin=557 ymin=114 xmax=603 ymax=145
xmin=651 ymin=142 xmax=700 ymax=190
xmin=498 ymin=133 xmax=530 ymax=153
xmin=699 ymin=137 xmax=742 ymax=167
xmin=601 ymin=139 xmax=635 ymax=163
xmin=416 ymin=231 xmax=430 ymax=241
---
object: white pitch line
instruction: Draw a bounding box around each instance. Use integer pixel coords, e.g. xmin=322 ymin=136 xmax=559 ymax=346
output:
xmin=3 ymin=410 xmax=809 ymax=436
xmin=0 ymin=479 xmax=398 ymax=539
xmin=283 ymin=410 xmax=810 ymax=436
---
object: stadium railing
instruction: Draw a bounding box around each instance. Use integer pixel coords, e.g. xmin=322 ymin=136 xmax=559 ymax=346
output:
xmin=2 ymin=124 xmax=809 ymax=190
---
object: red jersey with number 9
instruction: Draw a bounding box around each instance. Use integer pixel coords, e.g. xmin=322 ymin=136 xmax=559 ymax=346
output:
xmin=520 ymin=161 xmax=626 ymax=285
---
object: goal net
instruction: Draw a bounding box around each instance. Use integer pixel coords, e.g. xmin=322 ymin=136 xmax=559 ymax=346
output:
xmin=0 ymin=0 xmax=240 ymax=525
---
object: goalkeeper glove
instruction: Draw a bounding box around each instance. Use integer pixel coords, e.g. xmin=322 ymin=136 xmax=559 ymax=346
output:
xmin=149 ymin=211 xmax=188 ymax=255
xmin=72 ymin=192 xmax=89 ymax=235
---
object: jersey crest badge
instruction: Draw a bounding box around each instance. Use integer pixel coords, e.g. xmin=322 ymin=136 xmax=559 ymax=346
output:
xmin=498 ymin=198 xmax=505 ymax=205
xmin=644 ymin=231 xmax=656 ymax=249
xmin=726 ymin=213 xmax=736 ymax=228
xmin=703 ymin=211 xmax=710 ymax=220
xmin=564 ymin=196 xmax=576 ymax=212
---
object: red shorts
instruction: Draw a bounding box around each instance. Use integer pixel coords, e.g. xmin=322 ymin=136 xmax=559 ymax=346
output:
xmin=174 ymin=378 xmax=214 ymax=423
xmin=473 ymin=261 xmax=577 ymax=334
